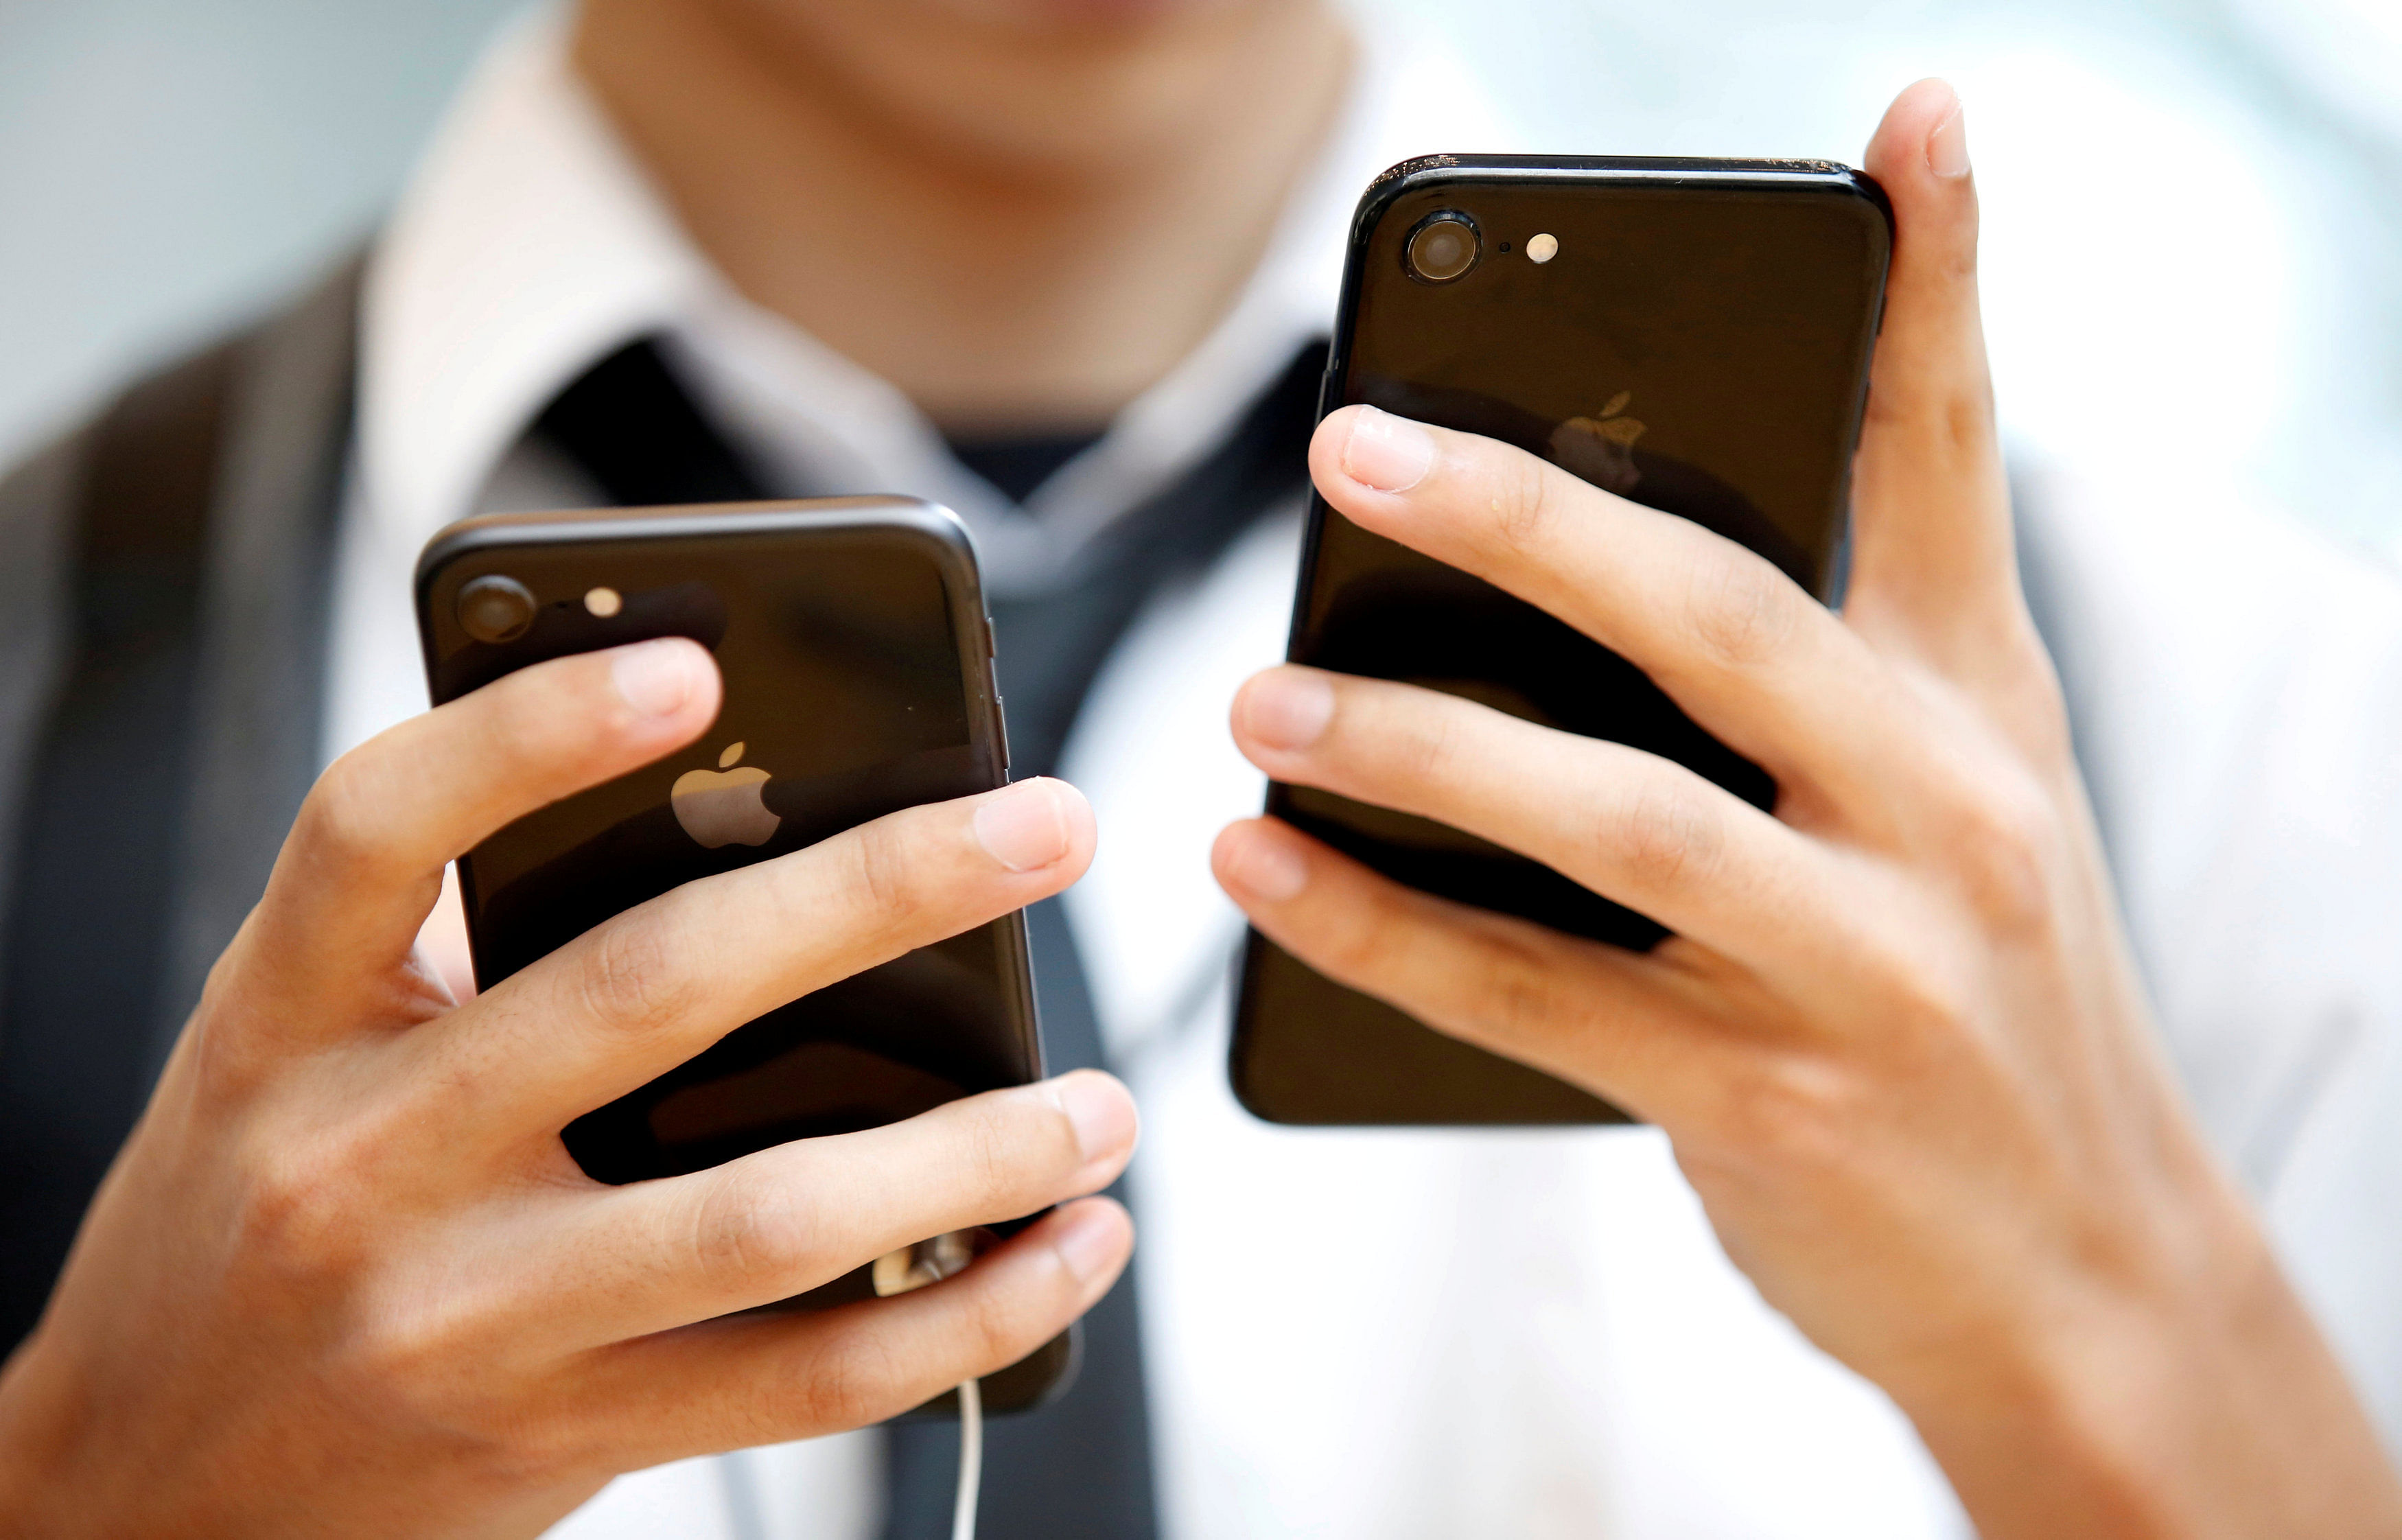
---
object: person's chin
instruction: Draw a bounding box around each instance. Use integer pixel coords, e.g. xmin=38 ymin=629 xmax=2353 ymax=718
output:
xmin=938 ymin=0 xmax=1244 ymax=28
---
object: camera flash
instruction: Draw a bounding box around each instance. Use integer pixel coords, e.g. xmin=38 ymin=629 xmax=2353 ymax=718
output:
xmin=1526 ymin=233 xmax=1559 ymax=264
xmin=584 ymin=586 xmax=622 ymax=618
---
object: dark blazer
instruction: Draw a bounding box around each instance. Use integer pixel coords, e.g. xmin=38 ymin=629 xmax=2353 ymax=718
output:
xmin=0 ymin=258 xmax=360 ymax=1348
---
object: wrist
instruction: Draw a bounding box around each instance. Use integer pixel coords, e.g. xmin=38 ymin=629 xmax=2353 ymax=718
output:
xmin=1897 ymin=1205 xmax=2401 ymax=1539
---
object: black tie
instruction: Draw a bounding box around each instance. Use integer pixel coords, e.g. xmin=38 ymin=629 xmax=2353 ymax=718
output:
xmin=533 ymin=335 xmax=1324 ymax=1540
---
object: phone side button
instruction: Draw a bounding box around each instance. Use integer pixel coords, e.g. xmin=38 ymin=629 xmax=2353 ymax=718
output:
xmin=982 ymin=614 xmax=996 ymax=656
xmin=994 ymin=697 xmax=1012 ymax=775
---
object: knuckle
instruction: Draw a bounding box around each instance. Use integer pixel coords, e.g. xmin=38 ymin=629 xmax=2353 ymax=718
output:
xmin=336 ymin=1305 xmax=555 ymax=1476
xmin=1981 ymin=640 xmax=2079 ymax=765
xmin=228 ymin=1136 xmax=579 ymax=1480
xmin=688 ymin=1166 xmax=815 ymax=1294
xmin=1704 ymin=1052 xmax=1858 ymax=1170
xmin=1861 ymin=378 xmax=1907 ymax=434
xmin=1850 ymin=922 xmax=1979 ymax=1055
xmin=1935 ymin=770 xmax=2060 ymax=933
xmin=575 ymin=906 xmax=699 ymax=1036
xmin=952 ymin=1097 xmax=1030 ymax=1216
xmin=293 ymin=754 xmax=393 ymax=882
xmin=235 ymin=1131 xmax=380 ymax=1278
xmin=799 ymin=1332 xmax=907 ymax=1432
xmin=1942 ymin=388 xmax=1991 ymax=455
xmin=478 ymin=1421 xmax=596 ymax=1494
xmin=1489 ymin=452 xmax=1563 ymax=557
xmin=1317 ymin=889 xmax=1403 ymax=987
xmin=1862 ymin=377 xmax=1992 ymax=458
xmin=1885 ymin=957 xmax=1974 ymax=1047
xmin=1681 ymin=551 xmax=1797 ymax=671
xmin=342 ymin=1302 xmax=469 ymax=1414
xmin=843 ymin=819 xmax=926 ymax=929
xmin=1598 ymin=774 xmax=1722 ymax=893
xmin=1392 ymin=695 xmax=1471 ymax=788
xmin=1470 ymin=926 xmax=1578 ymax=1047
xmin=961 ymin=1274 xmax=1039 ymax=1372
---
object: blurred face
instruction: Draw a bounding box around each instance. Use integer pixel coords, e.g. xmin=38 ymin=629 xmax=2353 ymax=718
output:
xmin=724 ymin=0 xmax=1311 ymax=172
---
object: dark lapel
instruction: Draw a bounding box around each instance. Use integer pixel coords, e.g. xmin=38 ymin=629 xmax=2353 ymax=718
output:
xmin=0 ymin=255 xmax=359 ymax=1349
xmin=151 ymin=257 xmax=362 ymax=1080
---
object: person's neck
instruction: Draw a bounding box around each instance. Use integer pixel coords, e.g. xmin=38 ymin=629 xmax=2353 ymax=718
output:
xmin=572 ymin=0 xmax=1352 ymax=437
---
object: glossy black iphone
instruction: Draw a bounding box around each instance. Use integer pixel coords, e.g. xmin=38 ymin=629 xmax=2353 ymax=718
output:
xmin=1231 ymin=156 xmax=1892 ymax=1125
xmin=417 ymin=496 xmax=1068 ymax=1411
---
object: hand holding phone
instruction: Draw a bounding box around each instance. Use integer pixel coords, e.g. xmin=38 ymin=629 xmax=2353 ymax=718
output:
xmin=415 ymin=496 xmax=1094 ymax=1412
xmin=1229 ymin=150 xmax=1889 ymax=1123
xmin=1213 ymin=81 xmax=2402 ymax=1537
xmin=0 ymin=632 xmax=1134 ymax=1536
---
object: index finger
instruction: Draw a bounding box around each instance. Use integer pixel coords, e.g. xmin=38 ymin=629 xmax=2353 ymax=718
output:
xmin=241 ymin=640 xmax=723 ymax=1043
xmin=408 ymin=777 xmax=1097 ymax=1149
xmin=1307 ymin=406 xmax=1913 ymax=802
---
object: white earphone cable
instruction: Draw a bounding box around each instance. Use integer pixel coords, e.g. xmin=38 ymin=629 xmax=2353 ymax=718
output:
xmin=952 ymin=1377 xmax=983 ymax=1540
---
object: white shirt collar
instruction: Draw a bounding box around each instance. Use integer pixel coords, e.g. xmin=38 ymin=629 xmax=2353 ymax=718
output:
xmin=360 ymin=7 xmax=1521 ymax=594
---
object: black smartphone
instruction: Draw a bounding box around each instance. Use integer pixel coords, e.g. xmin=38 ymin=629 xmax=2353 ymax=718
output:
xmin=1231 ymin=156 xmax=1892 ymax=1125
xmin=416 ymin=495 xmax=1069 ymax=1412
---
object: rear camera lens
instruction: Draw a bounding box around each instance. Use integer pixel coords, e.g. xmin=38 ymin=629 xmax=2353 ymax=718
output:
xmin=458 ymin=574 xmax=536 ymax=643
xmin=1405 ymin=212 xmax=1480 ymax=284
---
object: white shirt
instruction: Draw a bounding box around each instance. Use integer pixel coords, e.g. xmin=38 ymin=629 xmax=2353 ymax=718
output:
xmin=325 ymin=13 xmax=2402 ymax=1539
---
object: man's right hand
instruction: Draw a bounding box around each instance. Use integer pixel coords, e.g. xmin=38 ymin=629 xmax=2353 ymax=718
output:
xmin=0 ymin=638 xmax=1135 ymax=1538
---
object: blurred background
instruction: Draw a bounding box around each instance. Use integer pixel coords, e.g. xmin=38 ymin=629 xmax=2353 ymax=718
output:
xmin=4 ymin=0 xmax=2401 ymax=560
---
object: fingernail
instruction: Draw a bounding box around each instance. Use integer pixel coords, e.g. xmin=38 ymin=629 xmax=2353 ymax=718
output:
xmin=611 ymin=638 xmax=701 ymax=717
xmin=1927 ymin=97 xmax=1970 ymax=180
xmin=1242 ymin=668 xmax=1334 ymax=752
xmin=973 ymin=778 xmax=1072 ymax=872
xmin=1341 ymin=406 xmax=1435 ymax=493
xmin=1222 ymin=826 xmax=1309 ymax=903
xmin=1052 ymin=1203 xmax=1128 ymax=1287
xmin=1050 ymin=1071 xmax=1138 ymax=1167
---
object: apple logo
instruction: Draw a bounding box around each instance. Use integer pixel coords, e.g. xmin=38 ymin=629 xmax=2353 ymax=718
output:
xmin=1548 ymin=388 xmax=1646 ymax=496
xmin=671 ymin=741 xmax=782 ymax=849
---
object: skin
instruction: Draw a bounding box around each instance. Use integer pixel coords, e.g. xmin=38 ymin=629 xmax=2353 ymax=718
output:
xmin=1 ymin=0 xmax=2391 ymax=1530
xmin=573 ymin=0 xmax=1353 ymax=434
xmin=1213 ymin=80 xmax=2402 ymax=1539
xmin=0 ymin=640 xmax=1140 ymax=1535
